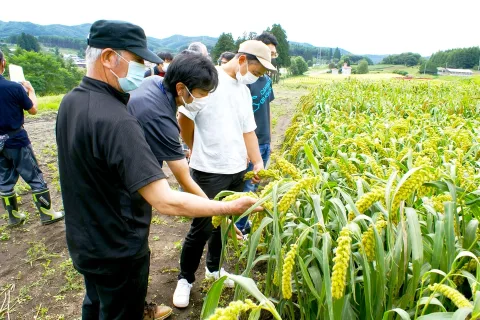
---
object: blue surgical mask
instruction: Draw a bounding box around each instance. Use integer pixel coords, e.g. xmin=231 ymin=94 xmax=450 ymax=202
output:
xmin=110 ymin=52 xmax=145 ymax=92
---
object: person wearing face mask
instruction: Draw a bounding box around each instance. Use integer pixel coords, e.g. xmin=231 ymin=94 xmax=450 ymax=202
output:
xmin=128 ymin=51 xmax=241 ymax=228
xmin=236 ymin=32 xmax=279 ymax=234
xmin=174 ymin=40 xmax=276 ymax=308
xmin=55 ymin=20 xmax=261 ymax=320
xmin=144 ymin=52 xmax=174 ymax=78
xmin=159 ymin=52 xmax=174 ymax=74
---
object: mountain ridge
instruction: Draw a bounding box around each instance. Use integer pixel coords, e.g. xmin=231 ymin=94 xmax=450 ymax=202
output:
xmin=0 ymin=21 xmax=387 ymax=62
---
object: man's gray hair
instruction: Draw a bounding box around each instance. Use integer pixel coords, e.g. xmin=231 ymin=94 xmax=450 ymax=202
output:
xmin=85 ymin=46 xmax=123 ymax=68
xmin=187 ymin=42 xmax=208 ymax=57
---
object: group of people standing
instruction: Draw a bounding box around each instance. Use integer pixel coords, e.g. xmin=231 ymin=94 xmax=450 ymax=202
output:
xmin=0 ymin=19 xmax=279 ymax=320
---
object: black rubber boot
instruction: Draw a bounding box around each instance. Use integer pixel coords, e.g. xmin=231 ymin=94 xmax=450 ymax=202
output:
xmin=1 ymin=191 xmax=26 ymax=226
xmin=32 ymin=189 xmax=64 ymax=225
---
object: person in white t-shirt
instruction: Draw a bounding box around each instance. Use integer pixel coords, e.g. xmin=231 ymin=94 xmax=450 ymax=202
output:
xmin=173 ymin=40 xmax=276 ymax=308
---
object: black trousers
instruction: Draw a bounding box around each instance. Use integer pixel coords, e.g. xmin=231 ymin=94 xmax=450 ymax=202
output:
xmin=81 ymin=253 xmax=150 ymax=320
xmin=178 ymin=169 xmax=245 ymax=283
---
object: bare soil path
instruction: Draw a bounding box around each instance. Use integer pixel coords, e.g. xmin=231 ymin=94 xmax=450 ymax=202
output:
xmin=0 ymin=83 xmax=307 ymax=320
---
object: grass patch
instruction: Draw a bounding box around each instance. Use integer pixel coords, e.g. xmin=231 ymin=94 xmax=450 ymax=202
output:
xmin=26 ymin=239 xmax=60 ymax=266
xmin=173 ymin=240 xmax=183 ymax=251
xmin=175 ymin=216 xmax=190 ymax=223
xmin=161 ymin=267 xmax=179 ymax=273
xmin=58 ymin=258 xmax=83 ymax=293
xmin=30 ymin=95 xmax=64 ymax=116
xmin=0 ymin=225 xmax=10 ymax=241
xmin=14 ymin=179 xmax=31 ymax=195
xmin=151 ymin=216 xmax=167 ymax=225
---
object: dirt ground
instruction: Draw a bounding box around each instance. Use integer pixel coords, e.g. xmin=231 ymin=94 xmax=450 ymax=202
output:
xmin=0 ymin=83 xmax=307 ymax=320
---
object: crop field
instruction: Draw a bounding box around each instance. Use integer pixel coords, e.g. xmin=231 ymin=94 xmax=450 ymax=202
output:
xmin=2 ymin=76 xmax=480 ymax=319
xmin=205 ymin=79 xmax=480 ymax=320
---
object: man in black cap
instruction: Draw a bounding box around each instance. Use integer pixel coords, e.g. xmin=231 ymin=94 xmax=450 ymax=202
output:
xmin=56 ymin=20 xmax=260 ymax=320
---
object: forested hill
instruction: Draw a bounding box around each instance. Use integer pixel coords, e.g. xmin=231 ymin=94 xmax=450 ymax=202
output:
xmin=1 ymin=20 xmax=384 ymax=62
xmin=0 ymin=21 xmax=91 ymax=38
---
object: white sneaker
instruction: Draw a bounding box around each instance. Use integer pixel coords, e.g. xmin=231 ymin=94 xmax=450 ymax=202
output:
xmin=205 ymin=267 xmax=235 ymax=288
xmin=173 ymin=279 xmax=192 ymax=308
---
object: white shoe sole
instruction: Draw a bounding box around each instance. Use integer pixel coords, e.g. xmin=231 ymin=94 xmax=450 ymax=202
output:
xmin=173 ymin=299 xmax=189 ymax=309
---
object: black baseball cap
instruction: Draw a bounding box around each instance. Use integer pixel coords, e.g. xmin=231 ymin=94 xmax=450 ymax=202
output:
xmin=87 ymin=20 xmax=163 ymax=64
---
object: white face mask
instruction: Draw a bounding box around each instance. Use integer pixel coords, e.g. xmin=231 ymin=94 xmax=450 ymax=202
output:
xmin=236 ymin=60 xmax=259 ymax=85
xmin=163 ymin=63 xmax=169 ymax=72
xmin=181 ymin=86 xmax=209 ymax=113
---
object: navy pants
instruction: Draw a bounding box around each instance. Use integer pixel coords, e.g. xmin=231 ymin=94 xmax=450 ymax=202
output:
xmin=81 ymin=253 xmax=150 ymax=320
xmin=236 ymin=143 xmax=271 ymax=232
xmin=178 ymin=168 xmax=245 ymax=283
xmin=0 ymin=145 xmax=47 ymax=193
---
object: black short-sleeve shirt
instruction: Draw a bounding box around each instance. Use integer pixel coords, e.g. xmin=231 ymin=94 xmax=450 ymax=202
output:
xmin=56 ymin=76 xmax=166 ymax=275
xmin=127 ymin=76 xmax=185 ymax=166
xmin=0 ymin=75 xmax=33 ymax=148
xmin=247 ymin=75 xmax=275 ymax=145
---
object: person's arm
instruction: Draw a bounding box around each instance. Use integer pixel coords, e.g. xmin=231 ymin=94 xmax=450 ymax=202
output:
xmin=269 ymin=79 xmax=275 ymax=138
xmin=270 ymin=109 xmax=272 ymax=138
xmin=166 ymin=158 xmax=244 ymax=239
xmin=243 ymin=131 xmax=264 ymax=184
xmin=178 ymin=112 xmax=195 ymax=150
xmin=167 ymin=159 xmax=207 ymax=198
xmin=21 ymin=81 xmax=38 ymax=115
xmin=105 ymin=118 xmax=261 ymax=219
xmin=138 ymin=178 xmax=259 ymax=217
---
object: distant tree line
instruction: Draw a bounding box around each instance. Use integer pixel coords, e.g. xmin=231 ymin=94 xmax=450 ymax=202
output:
xmin=7 ymin=33 xmax=41 ymax=52
xmin=1 ymin=45 xmax=84 ymax=96
xmin=289 ymin=44 xmax=331 ymax=64
xmin=341 ymin=54 xmax=373 ymax=65
xmin=211 ymin=23 xmax=291 ymax=83
xmin=417 ymin=47 xmax=480 ymax=75
xmin=37 ymin=36 xmax=87 ymax=51
xmin=428 ymin=47 xmax=480 ymax=69
xmin=381 ymin=52 xmax=422 ymax=66
xmin=7 ymin=33 xmax=87 ymax=57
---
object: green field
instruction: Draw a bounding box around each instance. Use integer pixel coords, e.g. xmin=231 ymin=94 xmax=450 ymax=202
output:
xmin=31 ymin=94 xmax=64 ymax=116
xmin=206 ymin=79 xmax=480 ymax=319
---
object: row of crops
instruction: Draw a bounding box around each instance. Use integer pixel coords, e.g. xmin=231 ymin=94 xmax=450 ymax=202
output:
xmin=204 ymin=79 xmax=480 ymax=320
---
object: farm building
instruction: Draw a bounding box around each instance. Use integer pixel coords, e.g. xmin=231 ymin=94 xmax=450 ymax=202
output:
xmin=437 ymin=67 xmax=472 ymax=76
xmin=342 ymin=62 xmax=351 ymax=75
xmin=331 ymin=68 xmax=339 ymax=75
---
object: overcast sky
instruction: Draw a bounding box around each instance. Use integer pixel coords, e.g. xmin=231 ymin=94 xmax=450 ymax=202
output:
xmin=2 ymin=0 xmax=478 ymax=56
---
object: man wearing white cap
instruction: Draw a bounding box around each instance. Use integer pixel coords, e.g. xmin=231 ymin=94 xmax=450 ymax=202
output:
xmin=175 ymin=40 xmax=276 ymax=308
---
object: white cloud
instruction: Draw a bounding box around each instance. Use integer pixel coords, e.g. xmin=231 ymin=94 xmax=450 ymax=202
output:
xmin=2 ymin=0 xmax=479 ymax=56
